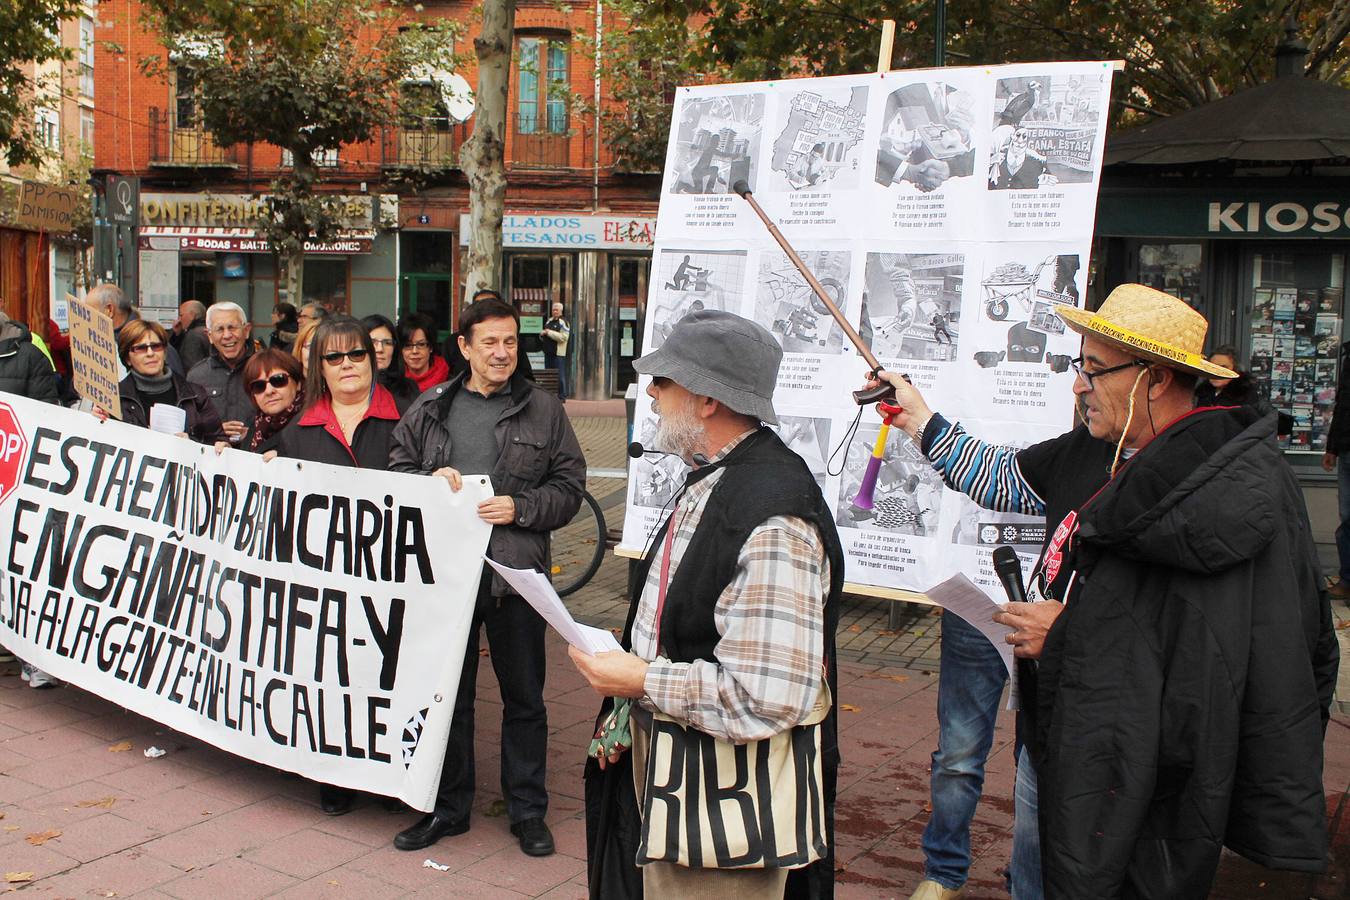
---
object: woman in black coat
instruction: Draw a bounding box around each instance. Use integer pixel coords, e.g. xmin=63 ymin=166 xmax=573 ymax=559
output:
xmin=116 ymin=319 xmax=226 ymax=444
xmin=1198 ymin=345 xmax=1292 ymax=436
xmin=270 ymin=316 xmax=403 ymax=815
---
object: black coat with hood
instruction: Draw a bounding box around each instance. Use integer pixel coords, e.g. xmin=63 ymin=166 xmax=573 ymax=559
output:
xmin=117 ymin=373 xmax=227 ymax=444
xmin=0 ymin=313 xmax=58 ymax=403
xmin=1036 ymin=406 xmax=1338 ymax=899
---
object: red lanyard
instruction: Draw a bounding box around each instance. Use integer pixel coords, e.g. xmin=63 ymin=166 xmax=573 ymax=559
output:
xmin=651 ymin=504 xmax=678 ymax=652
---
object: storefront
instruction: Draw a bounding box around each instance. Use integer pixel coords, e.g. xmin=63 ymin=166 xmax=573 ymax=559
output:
xmin=1094 ymin=37 xmax=1349 ymax=543
xmin=136 ymin=192 xmax=398 ymax=329
xmin=458 ymin=212 xmax=655 ymax=399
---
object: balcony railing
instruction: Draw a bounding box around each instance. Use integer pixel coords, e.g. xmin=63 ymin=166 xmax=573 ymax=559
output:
xmin=512 ymin=113 xmax=570 ymax=169
xmin=148 ymin=107 xmax=237 ymax=167
xmin=381 ymin=119 xmax=469 ymax=169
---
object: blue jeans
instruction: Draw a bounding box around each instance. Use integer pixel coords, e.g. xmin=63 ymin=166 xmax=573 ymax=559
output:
xmin=1011 ymin=745 xmax=1044 ymax=899
xmin=921 ymin=610 xmax=1008 ymax=890
xmin=1337 ymin=456 xmax=1350 ymax=582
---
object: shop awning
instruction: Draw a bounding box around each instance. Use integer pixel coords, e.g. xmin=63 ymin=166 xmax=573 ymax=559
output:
xmin=1105 ymin=76 xmax=1350 ymax=166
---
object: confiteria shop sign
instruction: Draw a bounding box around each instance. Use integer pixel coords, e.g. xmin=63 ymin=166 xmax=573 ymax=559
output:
xmin=1097 ymin=189 xmax=1350 ymax=239
xmin=140 ymin=193 xmax=376 ymax=229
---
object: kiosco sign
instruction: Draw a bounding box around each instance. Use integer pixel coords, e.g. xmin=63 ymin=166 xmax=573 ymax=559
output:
xmin=1208 ymin=201 xmax=1350 ymax=235
xmin=1097 ymin=189 xmax=1350 ymax=239
xmin=0 ymin=401 xmax=29 ymax=507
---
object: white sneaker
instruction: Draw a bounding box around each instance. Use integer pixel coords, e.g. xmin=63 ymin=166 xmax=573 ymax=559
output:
xmin=22 ymin=663 xmax=56 ymax=689
xmin=19 ymin=663 xmax=30 ymax=682
xmin=910 ymin=880 xmax=963 ymax=900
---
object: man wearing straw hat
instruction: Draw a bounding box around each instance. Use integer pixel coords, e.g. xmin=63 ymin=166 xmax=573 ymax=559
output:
xmin=871 ymin=283 xmax=1336 ymax=898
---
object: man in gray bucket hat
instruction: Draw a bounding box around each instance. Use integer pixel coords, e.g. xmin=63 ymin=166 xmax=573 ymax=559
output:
xmin=571 ymin=309 xmax=847 ymax=897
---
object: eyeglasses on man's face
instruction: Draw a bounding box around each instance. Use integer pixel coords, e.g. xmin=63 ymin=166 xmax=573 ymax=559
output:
xmin=1069 ymin=355 xmax=1145 ymax=389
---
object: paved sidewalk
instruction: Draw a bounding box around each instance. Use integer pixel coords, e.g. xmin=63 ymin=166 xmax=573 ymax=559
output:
xmin=0 ymin=409 xmax=1346 ymax=898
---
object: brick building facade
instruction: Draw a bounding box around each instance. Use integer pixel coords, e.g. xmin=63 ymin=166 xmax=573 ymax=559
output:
xmin=93 ymin=0 xmax=661 ymax=398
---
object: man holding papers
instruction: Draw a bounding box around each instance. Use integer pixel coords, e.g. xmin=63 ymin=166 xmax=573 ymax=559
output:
xmin=388 ymin=298 xmax=585 ymax=857
xmin=571 ymin=310 xmax=845 ymax=897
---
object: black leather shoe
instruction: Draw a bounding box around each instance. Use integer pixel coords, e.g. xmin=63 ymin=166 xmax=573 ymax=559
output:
xmin=394 ymin=813 xmax=469 ymax=851
xmin=319 ymin=785 xmax=355 ymax=816
xmin=510 ymin=817 xmax=555 ymax=857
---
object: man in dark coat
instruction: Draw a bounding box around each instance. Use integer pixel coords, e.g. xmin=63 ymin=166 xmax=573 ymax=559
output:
xmin=388 ymin=297 xmax=585 ymax=858
xmin=872 ymin=284 xmax=1336 ymax=898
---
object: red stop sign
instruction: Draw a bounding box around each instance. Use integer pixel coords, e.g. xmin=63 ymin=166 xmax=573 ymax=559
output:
xmin=0 ymin=401 xmax=28 ymax=507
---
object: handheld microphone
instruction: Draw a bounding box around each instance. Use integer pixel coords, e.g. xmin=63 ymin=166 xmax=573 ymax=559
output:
xmin=992 ymin=545 xmax=1027 ymax=605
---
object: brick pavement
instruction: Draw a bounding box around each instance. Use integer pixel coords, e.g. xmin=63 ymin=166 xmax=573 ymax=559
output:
xmin=0 ymin=409 xmax=1346 ymax=898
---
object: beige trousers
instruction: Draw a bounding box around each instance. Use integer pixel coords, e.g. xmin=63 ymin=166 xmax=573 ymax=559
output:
xmin=630 ymin=720 xmax=789 ymax=900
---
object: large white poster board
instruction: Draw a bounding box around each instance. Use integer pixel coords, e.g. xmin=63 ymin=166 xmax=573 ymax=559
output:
xmin=0 ymin=394 xmax=491 ymax=810
xmin=621 ymin=61 xmax=1115 ymax=599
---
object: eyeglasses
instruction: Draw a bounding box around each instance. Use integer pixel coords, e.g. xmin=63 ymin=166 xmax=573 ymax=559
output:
xmin=404 ymin=340 xmax=430 ymax=351
xmin=321 ymin=348 xmax=370 ymax=365
xmin=1070 ymin=356 xmax=1146 ymax=389
xmin=128 ymin=341 xmax=165 ymax=355
xmin=211 ymin=323 xmax=244 ymax=335
xmin=248 ymin=373 xmax=292 ymax=395
xmin=371 ymin=338 xmax=396 ymax=348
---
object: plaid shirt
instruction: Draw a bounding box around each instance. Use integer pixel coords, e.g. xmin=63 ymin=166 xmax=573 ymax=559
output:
xmin=632 ymin=431 xmax=830 ymax=743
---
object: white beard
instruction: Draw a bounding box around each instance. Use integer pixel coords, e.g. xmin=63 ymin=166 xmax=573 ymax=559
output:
xmin=653 ymin=401 xmax=705 ymax=463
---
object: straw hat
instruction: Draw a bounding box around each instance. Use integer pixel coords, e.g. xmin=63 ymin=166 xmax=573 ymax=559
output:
xmin=1055 ymin=284 xmax=1238 ymax=380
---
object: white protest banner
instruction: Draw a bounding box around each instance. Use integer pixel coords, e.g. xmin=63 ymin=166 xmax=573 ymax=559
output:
xmin=0 ymin=393 xmax=491 ymax=810
xmin=622 ymin=61 xmax=1115 ymax=600
xmin=67 ymin=293 xmax=123 ymax=419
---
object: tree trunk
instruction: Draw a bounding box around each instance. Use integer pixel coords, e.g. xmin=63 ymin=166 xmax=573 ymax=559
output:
xmin=285 ymin=249 xmax=305 ymax=310
xmin=460 ymin=0 xmax=516 ymax=307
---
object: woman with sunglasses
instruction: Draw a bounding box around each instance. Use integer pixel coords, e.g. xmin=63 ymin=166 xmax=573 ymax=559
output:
xmin=272 ymin=316 xmax=403 ymax=815
xmin=115 ymin=319 xmax=226 ymax=443
xmin=236 ymin=349 xmax=305 ymax=453
xmin=363 ymin=313 xmax=419 ymax=407
xmin=398 ymin=312 xmax=449 ymax=393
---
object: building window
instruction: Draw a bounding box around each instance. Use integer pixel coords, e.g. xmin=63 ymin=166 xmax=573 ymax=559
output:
xmin=173 ymin=64 xmax=199 ymax=128
xmin=281 ymin=147 xmax=339 ymax=168
xmin=517 ymin=36 xmax=568 ymax=135
xmin=79 ymin=17 xmax=95 ymax=97
xmin=80 ymin=108 xmax=94 ymax=153
xmin=36 ymin=107 xmax=60 ymax=151
xmin=1246 ymin=250 xmax=1347 ymax=453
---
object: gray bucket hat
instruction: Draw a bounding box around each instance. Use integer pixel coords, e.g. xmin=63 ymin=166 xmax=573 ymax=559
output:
xmin=634 ymin=309 xmax=782 ymax=424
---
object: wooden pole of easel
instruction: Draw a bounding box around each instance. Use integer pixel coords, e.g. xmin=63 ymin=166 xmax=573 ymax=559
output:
xmin=877 ymin=19 xmax=896 ymax=73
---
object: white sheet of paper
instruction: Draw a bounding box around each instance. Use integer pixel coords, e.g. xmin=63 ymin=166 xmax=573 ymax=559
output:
xmin=149 ymin=403 xmax=187 ymax=435
xmin=486 ymin=559 xmax=624 ymax=655
xmin=925 ymin=573 xmax=1020 ymax=710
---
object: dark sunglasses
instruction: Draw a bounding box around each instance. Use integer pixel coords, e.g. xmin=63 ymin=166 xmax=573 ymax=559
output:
xmin=128 ymin=341 xmax=165 ymax=355
xmin=321 ymin=348 xmax=370 ymax=365
xmin=248 ymin=373 xmax=293 ymax=394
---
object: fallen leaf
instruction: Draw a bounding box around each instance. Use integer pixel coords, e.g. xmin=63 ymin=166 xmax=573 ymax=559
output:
xmin=483 ymin=799 xmax=507 ymax=818
xmin=107 ymin=741 xmax=132 ymax=753
xmin=840 ymin=704 xmax=861 ymax=713
xmin=75 ymin=797 xmax=118 ymax=810
xmin=328 ymin=880 xmax=339 ymax=886
xmin=478 ymin=648 xmax=490 ymax=657
xmin=25 ymin=829 xmax=61 ymax=846
xmin=550 ymin=565 xmax=561 ymax=575
xmin=847 ymin=624 xmax=862 ymax=633
xmin=3 ymin=826 xmax=18 ymax=832
xmin=1337 ymin=620 xmax=1350 ymax=630
xmin=877 ymin=629 xmax=898 ymax=636
xmin=4 ymin=873 xmax=34 ymax=884
xmin=864 ymin=673 xmax=910 ymax=683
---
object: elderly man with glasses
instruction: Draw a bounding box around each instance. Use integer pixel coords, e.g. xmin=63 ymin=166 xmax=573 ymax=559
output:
xmin=868 ymin=284 xmax=1334 ymax=899
xmin=187 ymin=301 xmax=258 ymax=443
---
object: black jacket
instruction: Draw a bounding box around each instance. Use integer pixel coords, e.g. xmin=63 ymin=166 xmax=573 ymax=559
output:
xmin=118 ymin=373 xmax=227 ymax=444
xmin=389 ymin=370 xmax=585 ymax=596
xmin=187 ymin=346 xmax=258 ymax=428
xmin=176 ymin=320 xmax=212 ymax=373
xmin=1037 ymin=407 xmax=1337 ymax=899
xmin=1194 ymin=372 xmax=1292 ymax=436
xmin=274 ymin=386 xmax=402 ymax=469
xmin=0 ymin=314 xmax=58 ymax=403
xmin=1326 ymin=341 xmax=1350 ymax=453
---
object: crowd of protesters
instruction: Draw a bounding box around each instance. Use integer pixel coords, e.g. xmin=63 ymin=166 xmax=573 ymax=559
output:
xmin=0 ymin=281 xmax=1340 ymax=900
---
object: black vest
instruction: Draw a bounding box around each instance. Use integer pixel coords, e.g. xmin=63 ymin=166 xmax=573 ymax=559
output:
xmin=623 ymin=428 xmax=845 ymax=667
